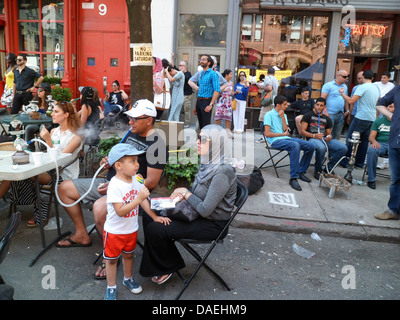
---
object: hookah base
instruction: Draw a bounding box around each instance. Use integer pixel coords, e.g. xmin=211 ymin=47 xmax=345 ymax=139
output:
xmin=319 ymin=173 xmax=352 ymax=200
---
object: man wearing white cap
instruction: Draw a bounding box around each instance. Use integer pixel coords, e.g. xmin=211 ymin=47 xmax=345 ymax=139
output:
xmin=56 ymin=99 xmax=167 ymax=279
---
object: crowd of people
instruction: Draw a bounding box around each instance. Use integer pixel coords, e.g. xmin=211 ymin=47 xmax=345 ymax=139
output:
xmin=1 ymin=51 xmax=399 ymax=299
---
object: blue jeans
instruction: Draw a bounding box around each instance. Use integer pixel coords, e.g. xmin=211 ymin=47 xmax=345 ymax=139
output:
xmin=341 ymin=117 xmax=373 ymax=168
xmin=366 ymin=142 xmax=389 ymax=182
xmin=271 ymin=138 xmax=315 ymax=179
xmin=103 ymin=101 xmax=122 ymax=117
xmin=388 ymin=146 xmax=400 ymax=214
xmin=329 ymin=112 xmax=344 ymax=140
xmin=309 ymin=138 xmax=348 ymax=173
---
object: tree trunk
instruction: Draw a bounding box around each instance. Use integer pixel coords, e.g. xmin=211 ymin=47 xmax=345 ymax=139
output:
xmin=125 ymin=0 xmax=153 ymax=103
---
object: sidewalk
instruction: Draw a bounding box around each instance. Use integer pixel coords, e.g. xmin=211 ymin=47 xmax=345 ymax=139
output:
xmin=100 ymin=125 xmax=399 ymax=243
xmin=233 ymin=132 xmax=400 ymax=244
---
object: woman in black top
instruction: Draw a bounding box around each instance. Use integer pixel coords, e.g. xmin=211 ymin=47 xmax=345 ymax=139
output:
xmin=80 ymin=86 xmax=102 ymax=144
xmin=103 ymin=80 xmax=128 ymax=117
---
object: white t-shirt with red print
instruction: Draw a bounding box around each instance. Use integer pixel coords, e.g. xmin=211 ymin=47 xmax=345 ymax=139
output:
xmin=105 ymin=175 xmax=144 ymax=234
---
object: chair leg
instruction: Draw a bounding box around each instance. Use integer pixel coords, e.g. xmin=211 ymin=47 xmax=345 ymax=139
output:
xmin=175 ymin=242 xmax=230 ymax=300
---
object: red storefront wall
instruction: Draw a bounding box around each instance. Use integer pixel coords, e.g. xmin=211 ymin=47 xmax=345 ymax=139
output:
xmin=2 ymin=0 xmax=131 ymax=102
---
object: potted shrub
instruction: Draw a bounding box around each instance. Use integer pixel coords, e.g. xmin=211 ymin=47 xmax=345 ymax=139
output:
xmin=51 ymin=86 xmax=73 ymax=103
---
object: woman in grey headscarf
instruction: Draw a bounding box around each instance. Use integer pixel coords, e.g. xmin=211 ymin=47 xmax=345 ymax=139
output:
xmin=140 ymin=124 xmax=237 ymax=284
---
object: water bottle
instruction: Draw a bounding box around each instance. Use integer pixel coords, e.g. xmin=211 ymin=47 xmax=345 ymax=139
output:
xmin=52 ymin=132 xmax=61 ymax=154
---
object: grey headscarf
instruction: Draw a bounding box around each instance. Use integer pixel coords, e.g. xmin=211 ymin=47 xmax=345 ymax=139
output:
xmin=195 ymin=124 xmax=232 ymax=184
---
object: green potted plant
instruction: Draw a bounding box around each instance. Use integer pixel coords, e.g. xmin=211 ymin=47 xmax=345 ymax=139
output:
xmin=43 ymin=76 xmax=62 ymax=87
xmin=165 ymin=147 xmax=199 ymax=190
xmin=51 ymin=86 xmax=73 ymax=103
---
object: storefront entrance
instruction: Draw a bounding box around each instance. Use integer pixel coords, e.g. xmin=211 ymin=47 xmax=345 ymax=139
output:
xmin=177 ymin=47 xmax=226 ymax=75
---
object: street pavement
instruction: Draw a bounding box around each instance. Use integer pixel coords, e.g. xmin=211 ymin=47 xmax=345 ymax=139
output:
xmin=0 ymin=123 xmax=399 ymax=301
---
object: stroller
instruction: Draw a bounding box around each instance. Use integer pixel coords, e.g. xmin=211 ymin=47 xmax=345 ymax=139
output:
xmin=102 ymin=102 xmax=131 ymax=130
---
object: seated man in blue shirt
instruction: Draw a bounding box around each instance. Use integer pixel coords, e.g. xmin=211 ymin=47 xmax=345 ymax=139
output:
xmin=263 ymin=95 xmax=315 ymax=191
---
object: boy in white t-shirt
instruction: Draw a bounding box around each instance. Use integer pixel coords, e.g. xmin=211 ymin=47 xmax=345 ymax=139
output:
xmin=104 ymin=143 xmax=170 ymax=300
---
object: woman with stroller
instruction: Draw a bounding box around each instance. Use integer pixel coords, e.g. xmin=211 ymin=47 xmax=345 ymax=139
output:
xmin=103 ymin=80 xmax=128 ymax=117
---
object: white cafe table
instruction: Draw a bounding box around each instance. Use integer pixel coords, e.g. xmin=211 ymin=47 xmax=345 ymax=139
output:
xmin=0 ymin=150 xmax=74 ymax=266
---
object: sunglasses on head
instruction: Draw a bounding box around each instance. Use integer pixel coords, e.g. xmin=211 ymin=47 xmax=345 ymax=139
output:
xmin=197 ymin=134 xmax=210 ymax=144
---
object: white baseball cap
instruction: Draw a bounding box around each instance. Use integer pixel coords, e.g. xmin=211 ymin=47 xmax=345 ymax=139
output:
xmin=125 ymin=99 xmax=157 ymax=118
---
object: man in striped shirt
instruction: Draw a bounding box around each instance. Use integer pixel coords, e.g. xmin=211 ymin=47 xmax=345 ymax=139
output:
xmin=189 ymin=55 xmax=220 ymax=129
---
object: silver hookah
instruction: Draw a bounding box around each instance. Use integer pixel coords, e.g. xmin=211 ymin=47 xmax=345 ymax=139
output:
xmin=344 ymin=131 xmax=361 ymax=184
xmin=46 ymin=95 xmax=55 ymax=114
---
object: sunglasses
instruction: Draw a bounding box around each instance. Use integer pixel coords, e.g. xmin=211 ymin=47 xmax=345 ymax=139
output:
xmin=38 ymin=89 xmax=44 ymax=92
xmin=197 ymin=134 xmax=210 ymax=144
xmin=340 ymin=75 xmax=349 ymax=79
xmin=128 ymin=116 xmax=151 ymax=123
xmin=16 ymin=59 xmax=23 ymax=62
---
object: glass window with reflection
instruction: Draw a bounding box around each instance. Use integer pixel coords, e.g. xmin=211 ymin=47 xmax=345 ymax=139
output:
xmin=179 ymin=14 xmax=227 ymax=48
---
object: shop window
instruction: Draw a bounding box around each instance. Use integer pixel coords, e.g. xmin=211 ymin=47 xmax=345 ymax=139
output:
xmin=43 ymin=54 xmax=64 ymax=78
xmin=18 ymin=0 xmax=39 ymax=20
xmin=178 ymin=14 xmax=227 ymax=48
xmin=17 ymin=0 xmax=64 ymax=78
xmin=338 ymin=21 xmax=393 ymax=55
xmin=19 ymin=22 xmax=40 ymax=52
xmin=239 ymin=13 xmax=329 ymax=101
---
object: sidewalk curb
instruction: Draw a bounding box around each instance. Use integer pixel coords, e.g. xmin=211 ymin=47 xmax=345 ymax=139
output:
xmin=233 ymin=213 xmax=400 ymax=244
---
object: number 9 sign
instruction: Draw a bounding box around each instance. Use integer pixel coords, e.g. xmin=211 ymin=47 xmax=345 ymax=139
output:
xmin=99 ymin=4 xmax=107 ymax=16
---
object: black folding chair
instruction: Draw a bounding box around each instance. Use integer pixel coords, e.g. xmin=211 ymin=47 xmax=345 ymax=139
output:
xmin=258 ymin=123 xmax=290 ymax=178
xmin=174 ymin=180 xmax=249 ymax=300
xmin=0 ymin=212 xmax=21 ymax=300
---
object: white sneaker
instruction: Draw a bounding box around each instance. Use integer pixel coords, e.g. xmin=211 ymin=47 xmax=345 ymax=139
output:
xmin=377 ymin=159 xmax=389 ymax=170
xmin=255 ymin=137 xmax=264 ymax=144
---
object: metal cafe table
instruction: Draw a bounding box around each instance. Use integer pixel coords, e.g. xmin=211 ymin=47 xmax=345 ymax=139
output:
xmin=0 ymin=113 xmax=53 ymax=136
xmin=0 ymin=150 xmax=73 ymax=266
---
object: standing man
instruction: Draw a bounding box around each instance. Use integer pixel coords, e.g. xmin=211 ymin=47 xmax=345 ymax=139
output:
xmin=300 ymin=97 xmax=348 ymax=180
xmin=12 ymin=54 xmax=43 ymax=114
xmin=348 ymin=71 xmax=365 ymax=125
xmin=339 ymin=70 xmax=380 ymax=168
xmin=374 ymin=71 xmax=395 ymax=99
xmin=188 ymin=55 xmax=220 ymax=129
xmin=178 ymin=61 xmax=193 ymax=128
xmin=256 ymin=67 xmax=279 ymax=143
xmin=374 ymin=85 xmax=400 ymax=220
xmin=321 ymin=69 xmax=350 ymax=139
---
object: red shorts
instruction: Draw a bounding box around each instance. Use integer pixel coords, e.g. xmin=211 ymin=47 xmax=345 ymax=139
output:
xmin=103 ymin=231 xmax=137 ymax=259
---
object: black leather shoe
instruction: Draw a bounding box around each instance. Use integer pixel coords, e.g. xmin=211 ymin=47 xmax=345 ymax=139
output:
xmin=314 ymin=171 xmax=320 ymax=180
xmin=299 ymin=173 xmax=311 ymax=183
xmin=367 ymin=181 xmax=376 ymax=189
xmin=289 ymin=178 xmax=302 ymax=191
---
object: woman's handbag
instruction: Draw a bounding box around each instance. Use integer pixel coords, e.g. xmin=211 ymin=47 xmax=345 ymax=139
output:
xmin=160 ymin=199 xmax=199 ymax=222
xmin=154 ymin=78 xmax=171 ymax=110
xmin=237 ymin=166 xmax=265 ymax=195
xmin=232 ymin=99 xmax=237 ymax=111
xmin=260 ymin=90 xmax=273 ymax=107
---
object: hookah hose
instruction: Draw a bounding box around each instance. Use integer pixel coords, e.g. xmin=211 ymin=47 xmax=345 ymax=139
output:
xmin=28 ymin=128 xmax=134 ymax=207
xmin=28 ymin=138 xmax=106 ymax=207
xmin=316 ymin=111 xmax=346 ymax=175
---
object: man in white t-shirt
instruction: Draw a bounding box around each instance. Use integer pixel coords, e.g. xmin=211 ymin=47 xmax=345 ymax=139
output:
xmin=374 ymin=71 xmax=395 ymax=98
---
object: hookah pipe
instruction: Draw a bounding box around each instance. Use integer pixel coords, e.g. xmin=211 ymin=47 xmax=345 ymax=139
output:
xmin=344 ymin=131 xmax=361 ymax=184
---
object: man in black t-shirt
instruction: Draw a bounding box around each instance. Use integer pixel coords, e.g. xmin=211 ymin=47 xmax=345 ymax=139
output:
xmin=291 ymin=87 xmax=315 ymax=115
xmin=12 ymin=54 xmax=43 ymax=114
xmin=56 ymin=100 xmax=167 ymax=259
xmin=300 ymin=97 xmax=348 ymax=179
